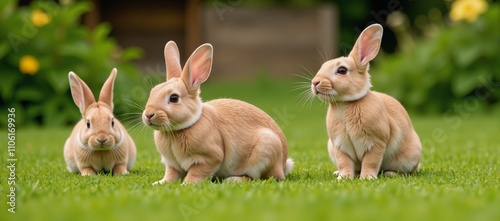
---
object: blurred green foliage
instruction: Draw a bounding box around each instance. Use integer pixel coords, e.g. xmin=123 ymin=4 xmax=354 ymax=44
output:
xmin=236 ymin=0 xmax=448 ymax=54
xmin=372 ymin=1 xmax=500 ymax=114
xmin=0 ymin=0 xmax=143 ymax=127
xmin=238 ymin=0 xmax=499 ymax=114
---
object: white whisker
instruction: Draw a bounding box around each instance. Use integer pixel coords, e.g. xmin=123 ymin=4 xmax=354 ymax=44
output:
xmin=292 ymin=69 xmax=323 ymax=110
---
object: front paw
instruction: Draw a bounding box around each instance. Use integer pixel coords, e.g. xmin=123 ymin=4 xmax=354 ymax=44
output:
xmin=225 ymin=176 xmax=251 ymax=183
xmin=153 ymin=179 xmax=169 ymax=186
xmin=382 ymin=171 xmax=399 ymax=178
xmin=112 ymin=164 xmax=129 ymax=175
xmin=182 ymin=177 xmax=206 ymax=184
xmin=360 ymin=174 xmax=378 ymax=180
xmin=113 ymin=170 xmax=129 ymax=175
xmin=333 ymin=170 xmax=340 ymax=176
xmin=80 ymin=168 xmax=97 ymax=176
xmin=181 ymin=181 xmax=197 ymax=186
xmin=335 ymin=171 xmax=354 ymax=180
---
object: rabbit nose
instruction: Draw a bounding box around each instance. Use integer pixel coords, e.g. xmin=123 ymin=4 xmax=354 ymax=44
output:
xmin=96 ymin=137 xmax=108 ymax=145
xmin=313 ymin=80 xmax=320 ymax=86
xmin=146 ymin=113 xmax=155 ymax=120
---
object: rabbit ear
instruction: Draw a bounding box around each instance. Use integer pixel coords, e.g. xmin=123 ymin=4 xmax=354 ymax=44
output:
xmin=68 ymin=71 xmax=96 ymax=114
xmin=182 ymin=43 xmax=213 ymax=92
xmin=165 ymin=41 xmax=182 ymax=80
xmin=98 ymin=68 xmax=117 ymax=110
xmin=349 ymin=24 xmax=383 ymax=68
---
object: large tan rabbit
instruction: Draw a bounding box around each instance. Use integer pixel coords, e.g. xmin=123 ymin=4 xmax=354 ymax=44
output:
xmin=64 ymin=69 xmax=136 ymax=176
xmin=311 ymin=24 xmax=421 ymax=180
xmin=142 ymin=41 xmax=293 ymax=184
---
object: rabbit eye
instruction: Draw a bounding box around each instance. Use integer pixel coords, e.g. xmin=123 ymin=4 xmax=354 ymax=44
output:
xmin=337 ymin=67 xmax=347 ymax=75
xmin=169 ymin=94 xmax=179 ymax=103
xmin=86 ymin=120 xmax=91 ymax=129
xmin=111 ymin=118 xmax=115 ymax=128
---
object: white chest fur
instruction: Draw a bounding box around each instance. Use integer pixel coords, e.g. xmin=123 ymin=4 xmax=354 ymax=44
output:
xmin=328 ymin=104 xmax=374 ymax=163
xmin=327 ymin=102 xmax=401 ymax=168
xmin=155 ymin=133 xmax=190 ymax=172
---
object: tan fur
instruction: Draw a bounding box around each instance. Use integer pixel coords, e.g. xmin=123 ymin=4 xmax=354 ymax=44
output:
xmin=311 ymin=24 xmax=421 ymax=180
xmin=143 ymin=41 xmax=293 ymax=184
xmin=64 ymin=69 xmax=136 ymax=176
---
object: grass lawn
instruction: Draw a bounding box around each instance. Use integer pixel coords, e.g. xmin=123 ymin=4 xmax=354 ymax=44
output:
xmin=1 ymin=77 xmax=499 ymax=221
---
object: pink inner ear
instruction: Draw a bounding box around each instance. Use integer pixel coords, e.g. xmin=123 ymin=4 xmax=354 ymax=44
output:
xmin=188 ymin=56 xmax=211 ymax=88
xmin=184 ymin=44 xmax=212 ymax=89
xmin=70 ymin=77 xmax=84 ymax=109
xmin=359 ymin=34 xmax=381 ymax=65
xmin=361 ymin=43 xmax=376 ymax=63
xmin=191 ymin=65 xmax=209 ymax=85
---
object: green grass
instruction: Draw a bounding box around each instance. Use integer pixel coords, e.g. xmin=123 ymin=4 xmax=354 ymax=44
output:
xmin=1 ymin=77 xmax=499 ymax=221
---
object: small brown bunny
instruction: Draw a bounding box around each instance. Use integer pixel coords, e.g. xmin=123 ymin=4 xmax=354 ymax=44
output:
xmin=64 ymin=69 xmax=136 ymax=176
xmin=311 ymin=24 xmax=421 ymax=179
xmin=143 ymin=41 xmax=293 ymax=184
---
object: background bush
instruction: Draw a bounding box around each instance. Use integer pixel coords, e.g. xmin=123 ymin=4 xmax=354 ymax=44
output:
xmin=245 ymin=0 xmax=499 ymax=114
xmin=2 ymin=0 xmax=498 ymax=127
xmin=371 ymin=1 xmax=500 ymax=114
xmin=0 ymin=0 xmax=143 ymax=127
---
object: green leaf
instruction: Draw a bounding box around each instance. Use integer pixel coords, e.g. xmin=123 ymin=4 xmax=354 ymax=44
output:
xmin=15 ymin=87 xmax=44 ymax=101
xmin=0 ymin=70 xmax=20 ymax=100
xmin=42 ymin=96 xmax=68 ymax=126
xmin=454 ymin=44 xmax=482 ymax=68
xmin=0 ymin=0 xmax=16 ymax=20
xmin=0 ymin=41 xmax=10 ymax=59
xmin=120 ymin=47 xmax=144 ymax=62
xmin=452 ymin=74 xmax=475 ymax=97
xmin=60 ymin=41 xmax=89 ymax=58
xmin=25 ymin=103 xmax=43 ymax=121
xmin=46 ymin=70 xmax=70 ymax=94
xmin=92 ymin=23 xmax=112 ymax=43
xmin=59 ymin=2 xmax=92 ymax=26
xmin=452 ymin=69 xmax=489 ymax=96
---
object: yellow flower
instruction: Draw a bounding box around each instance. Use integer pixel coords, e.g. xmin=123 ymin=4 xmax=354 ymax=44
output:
xmin=450 ymin=0 xmax=488 ymax=23
xmin=19 ymin=55 xmax=40 ymax=75
xmin=31 ymin=9 xmax=51 ymax=27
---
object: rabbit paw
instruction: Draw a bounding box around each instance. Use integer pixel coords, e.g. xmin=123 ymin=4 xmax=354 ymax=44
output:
xmin=114 ymin=170 xmax=129 ymax=175
xmin=360 ymin=174 xmax=377 ymax=180
xmin=153 ymin=179 xmax=168 ymax=186
xmin=112 ymin=164 xmax=129 ymax=175
xmin=80 ymin=168 xmax=97 ymax=176
xmin=335 ymin=170 xmax=355 ymax=180
xmin=181 ymin=181 xmax=196 ymax=186
xmin=382 ymin=171 xmax=399 ymax=178
xmin=225 ymin=176 xmax=251 ymax=183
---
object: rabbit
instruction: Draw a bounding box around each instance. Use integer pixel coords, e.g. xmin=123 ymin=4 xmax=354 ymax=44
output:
xmin=310 ymin=24 xmax=421 ymax=180
xmin=142 ymin=41 xmax=294 ymax=184
xmin=64 ymin=68 xmax=136 ymax=176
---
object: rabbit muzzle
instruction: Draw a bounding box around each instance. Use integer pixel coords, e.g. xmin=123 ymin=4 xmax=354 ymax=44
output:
xmin=89 ymin=133 xmax=115 ymax=150
xmin=311 ymin=79 xmax=337 ymax=102
xmin=142 ymin=108 xmax=172 ymax=131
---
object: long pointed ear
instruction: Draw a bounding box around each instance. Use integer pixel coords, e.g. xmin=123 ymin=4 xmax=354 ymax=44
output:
xmin=68 ymin=71 xmax=96 ymax=114
xmin=349 ymin=24 xmax=383 ymax=68
xmin=165 ymin=41 xmax=182 ymax=80
xmin=98 ymin=68 xmax=117 ymax=110
xmin=181 ymin=43 xmax=213 ymax=93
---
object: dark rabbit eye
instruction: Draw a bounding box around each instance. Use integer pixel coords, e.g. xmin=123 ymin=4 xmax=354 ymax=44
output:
xmin=111 ymin=118 xmax=115 ymax=128
xmin=337 ymin=67 xmax=347 ymax=75
xmin=169 ymin=94 xmax=179 ymax=103
xmin=86 ymin=120 xmax=91 ymax=129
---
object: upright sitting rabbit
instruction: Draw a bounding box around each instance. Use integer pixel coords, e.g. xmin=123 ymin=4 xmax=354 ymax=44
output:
xmin=311 ymin=24 xmax=421 ymax=179
xmin=142 ymin=41 xmax=293 ymax=184
xmin=64 ymin=69 xmax=136 ymax=175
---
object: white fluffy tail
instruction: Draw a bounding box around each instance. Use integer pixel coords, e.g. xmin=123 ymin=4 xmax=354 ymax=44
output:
xmin=284 ymin=158 xmax=294 ymax=175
